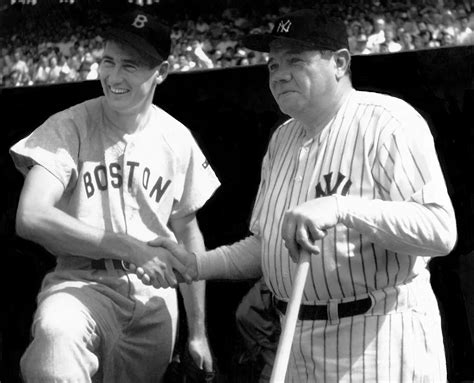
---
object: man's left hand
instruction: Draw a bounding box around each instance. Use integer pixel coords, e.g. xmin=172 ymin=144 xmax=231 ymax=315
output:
xmin=188 ymin=336 xmax=214 ymax=372
xmin=281 ymin=195 xmax=340 ymax=262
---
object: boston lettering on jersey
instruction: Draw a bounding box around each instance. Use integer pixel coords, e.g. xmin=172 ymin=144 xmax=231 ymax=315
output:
xmin=83 ymin=161 xmax=171 ymax=202
xmin=315 ymin=171 xmax=352 ymax=197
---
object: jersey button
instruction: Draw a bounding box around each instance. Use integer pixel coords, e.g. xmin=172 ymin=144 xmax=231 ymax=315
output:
xmin=295 ymin=175 xmax=303 ymax=182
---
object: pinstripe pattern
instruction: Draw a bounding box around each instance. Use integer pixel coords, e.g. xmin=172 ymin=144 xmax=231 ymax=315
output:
xmin=250 ymin=90 xmax=448 ymax=381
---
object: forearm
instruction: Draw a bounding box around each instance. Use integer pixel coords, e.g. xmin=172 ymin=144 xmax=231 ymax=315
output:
xmin=16 ymin=203 xmax=138 ymax=262
xmin=336 ymin=195 xmax=457 ymax=257
xmin=197 ymin=235 xmax=262 ymax=280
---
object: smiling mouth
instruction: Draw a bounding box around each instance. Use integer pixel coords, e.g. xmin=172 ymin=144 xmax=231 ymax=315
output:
xmin=109 ymin=86 xmax=129 ymax=95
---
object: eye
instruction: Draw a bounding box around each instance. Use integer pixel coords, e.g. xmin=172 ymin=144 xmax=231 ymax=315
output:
xmin=123 ymin=64 xmax=138 ymax=73
xmin=289 ymin=57 xmax=303 ymax=65
xmin=100 ymin=58 xmax=114 ymax=67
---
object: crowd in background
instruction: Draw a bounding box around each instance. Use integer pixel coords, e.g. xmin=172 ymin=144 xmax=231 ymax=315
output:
xmin=0 ymin=0 xmax=473 ymax=87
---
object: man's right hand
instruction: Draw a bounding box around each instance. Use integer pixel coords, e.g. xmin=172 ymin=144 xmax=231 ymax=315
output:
xmin=129 ymin=243 xmax=194 ymax=289
xmin=148 ymin=238 xmax=198 ymax=282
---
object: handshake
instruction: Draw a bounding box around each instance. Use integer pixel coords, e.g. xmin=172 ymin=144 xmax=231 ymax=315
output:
xmin=127 ymin=237 xmax=200 ymax=289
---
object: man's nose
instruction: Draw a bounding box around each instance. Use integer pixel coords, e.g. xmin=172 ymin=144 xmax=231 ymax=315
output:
xmin=271 ymin=66 xmax=291 ymax=83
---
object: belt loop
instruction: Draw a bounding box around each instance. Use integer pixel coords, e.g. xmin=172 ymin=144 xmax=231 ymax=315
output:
xmin=105 ymin=259 xmax=116 ymax=274
xmin=327 ymin=301 xmax=339 ymax=324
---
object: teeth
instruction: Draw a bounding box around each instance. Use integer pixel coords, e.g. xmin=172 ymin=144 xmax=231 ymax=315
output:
xmin=110 ymin=87 xmax=128 ymax=94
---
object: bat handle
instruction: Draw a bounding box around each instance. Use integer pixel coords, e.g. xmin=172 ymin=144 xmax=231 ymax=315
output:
xmin=270 ymin=249 xmax=311 ymax=383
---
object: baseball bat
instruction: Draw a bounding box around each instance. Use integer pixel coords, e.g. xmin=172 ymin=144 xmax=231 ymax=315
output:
xmin=270 ymin=249 xmax=311 ymax=383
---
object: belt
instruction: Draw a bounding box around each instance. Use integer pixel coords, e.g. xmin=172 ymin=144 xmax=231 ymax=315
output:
xmin=90 ymin=259 xmax=127 ymax=270
xmin=275 ymin=297 xmax=372 ymax=321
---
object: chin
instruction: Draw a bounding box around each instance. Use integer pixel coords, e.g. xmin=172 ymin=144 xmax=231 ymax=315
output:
xmin=278 ymin=102 xmax=299 ymax=117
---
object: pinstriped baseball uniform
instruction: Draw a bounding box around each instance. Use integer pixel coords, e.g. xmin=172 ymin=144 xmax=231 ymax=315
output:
xmin=249 ymin=89 xmax=455 ymax=382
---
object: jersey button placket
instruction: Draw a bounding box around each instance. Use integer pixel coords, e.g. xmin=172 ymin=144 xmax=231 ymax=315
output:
xmin=295 ymin=145 xmax=309 ymax=183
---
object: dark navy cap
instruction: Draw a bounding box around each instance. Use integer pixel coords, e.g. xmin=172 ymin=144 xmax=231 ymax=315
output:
xmin=105 ymin=10 xmax=171 ymax=60
xmin=243 ymin=9 xmax=348 ymax=52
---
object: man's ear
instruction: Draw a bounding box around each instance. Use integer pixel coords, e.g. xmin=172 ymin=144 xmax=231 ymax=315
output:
xmin=334 ymin=49 xmax=351 ymax=79
xmin=155 ymin=61 xmax=169 ymax=85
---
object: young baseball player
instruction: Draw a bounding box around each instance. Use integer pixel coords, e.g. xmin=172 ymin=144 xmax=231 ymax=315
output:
xmin=151 ymin=8 xmax=457 ymax=382
xmin=10 ymin=10 xmax=219 ymax=383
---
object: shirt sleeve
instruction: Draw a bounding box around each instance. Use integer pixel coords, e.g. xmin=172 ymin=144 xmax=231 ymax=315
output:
xmin=249 ymin=137 xmax=273 ymax=236
xmin=171 ymin=132 xmax=220 ymax=218
xmin=9 ymin=111 xmax=80 ymax=192
xmin=337 ymin=114 xmax=457 ymax=257
xmin=196 ymin=234 xmax=262 ymax=280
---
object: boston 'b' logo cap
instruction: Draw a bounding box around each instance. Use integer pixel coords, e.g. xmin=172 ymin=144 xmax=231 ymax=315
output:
xmin=243 ymin=9 xmax=348 ymax=52
xmin=104 ymin=10 xmax=171 ymax=60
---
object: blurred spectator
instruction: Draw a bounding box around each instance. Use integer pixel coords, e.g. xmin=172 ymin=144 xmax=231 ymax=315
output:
xmin=177 ymin=54 xmax=194 ymax=71
xmin=366 ymin=16 xmax=386 ymax=53
xmin=348 ymin=21 xmax=364 ymax=52
xmin=440 ymin=30 xmax=457 ymax=46
xmin=57 ymin=54 xmax=72 ymax=83
xmin=457 ymin=16 xmax=473 ymax=43
xmin=195 ymin=16 xmax=210 ymax=33
xmin=399 ymin=29 xmax=416 ymax=50
xmin=65 ymin=55 xmax=81 ymax=82
xmin=187 ymin=39 xmax=214 ymax=69
xmin=383 ymin=28 xmax=402 ymax=52
xmin=56 ymin=36 xmax=75 ymax=57
xmin=215 ymin=31 xmax=238 ymax=53
xmin=47 ymin=55 xmax=61 ymax=83
xmin=32 ymin=54 xmax=50 ymax=84
xmin=11 ymin=49 xmax=31 ymax=85
xmin=354 ymin=33 xmax=370 ymax=54
xmin=441 ymin=10 xmax=458 ymax=37
xmin=78 ymin=52 xmax=98 ymax=80
xmin=419 ymin=29 xmax=441 ymax=48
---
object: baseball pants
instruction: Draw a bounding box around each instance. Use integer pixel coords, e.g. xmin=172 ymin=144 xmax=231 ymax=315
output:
xmin=284 ymin=278 xmax=446 ymax=382
xmin=20 ymin=264 xmax=178 ymax=383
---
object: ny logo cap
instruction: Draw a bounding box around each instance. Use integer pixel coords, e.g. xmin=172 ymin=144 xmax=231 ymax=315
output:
xmin=243 ymin=9 xmax=348 ymax=52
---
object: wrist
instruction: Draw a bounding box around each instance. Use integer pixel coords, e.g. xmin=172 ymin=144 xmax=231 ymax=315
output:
xmin=188 ymin=329 xmax=208 ymax=342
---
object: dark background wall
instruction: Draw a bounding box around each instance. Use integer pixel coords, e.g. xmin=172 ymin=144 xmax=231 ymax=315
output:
xmin=1 ymin=45 xmax=474 ymax=382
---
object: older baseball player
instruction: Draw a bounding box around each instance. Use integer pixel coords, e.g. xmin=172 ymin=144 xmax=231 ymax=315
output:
xmin=147 ymin=8 xmax=457 ymax=383
xmin=10 ymin=10 xmax=220 ymax=383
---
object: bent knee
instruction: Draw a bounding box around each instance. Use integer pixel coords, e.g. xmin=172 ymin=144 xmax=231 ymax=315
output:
xmin=34 ymin=304 xmax=96 ymax=342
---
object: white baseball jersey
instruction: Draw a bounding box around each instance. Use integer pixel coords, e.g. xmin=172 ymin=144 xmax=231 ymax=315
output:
xmin=248 ymin=89 xmax=455 ymax=382
xmin=10 ymin=96 xmax=220 ymax=257
xmin=10 ymin=96 xmax=220 ymax=382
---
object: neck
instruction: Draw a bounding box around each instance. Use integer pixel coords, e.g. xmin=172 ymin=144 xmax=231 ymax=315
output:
xmin=299 ymin=81 xmax=353 ymax=138
xmin=102 ymin=99 xmax=152 ymax=135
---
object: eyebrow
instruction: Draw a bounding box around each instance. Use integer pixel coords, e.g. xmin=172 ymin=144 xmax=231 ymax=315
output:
xmin=101 ymin=55 xmax=140 ymax=66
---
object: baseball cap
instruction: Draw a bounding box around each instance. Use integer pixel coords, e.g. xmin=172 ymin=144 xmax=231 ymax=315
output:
xmin=104 ymin=10 xmax=171 ymax=61
xmin=243 ymin=9 xmax=349 ymax=52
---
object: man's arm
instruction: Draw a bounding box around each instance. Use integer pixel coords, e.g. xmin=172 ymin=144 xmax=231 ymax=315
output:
xmin=281 ymin=194 xmax=457 ymax=261
xmin=169 ymin=212 xmax=212 ymax=371
xmin=16 ymin=165 xmax=190 ymax=287
xmin=148 ymin=234 xmax=262 ymax=281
